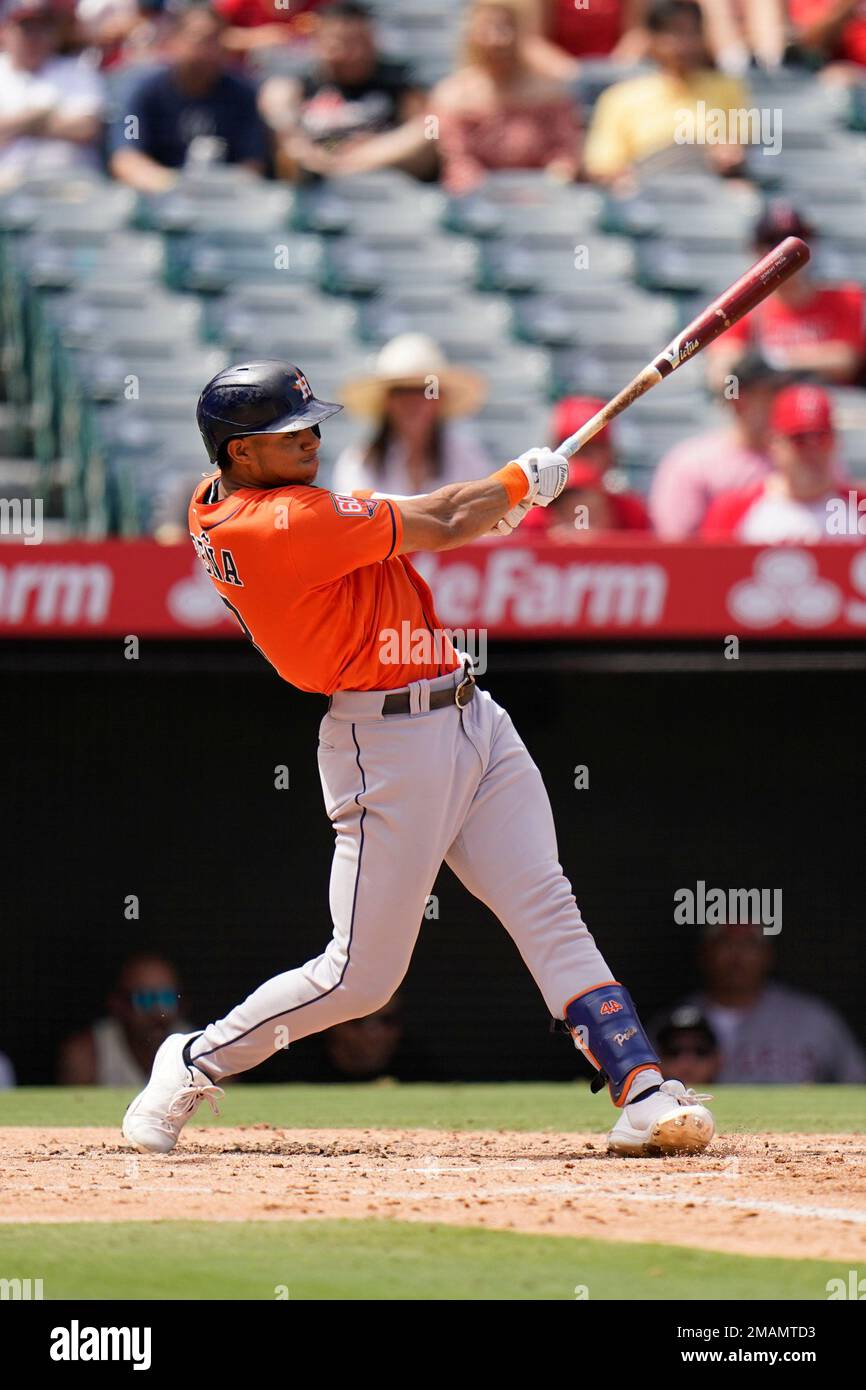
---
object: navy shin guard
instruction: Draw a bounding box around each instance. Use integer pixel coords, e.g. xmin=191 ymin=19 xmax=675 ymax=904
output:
xmin=565 ymin=982 xmax=660 ymax=1106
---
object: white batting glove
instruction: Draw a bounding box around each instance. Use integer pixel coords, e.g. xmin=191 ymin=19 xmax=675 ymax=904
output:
xmin=512 ymin=447 xmax=570 ymax=508
xmin=492 ymin=496 xmax=533 ymax=536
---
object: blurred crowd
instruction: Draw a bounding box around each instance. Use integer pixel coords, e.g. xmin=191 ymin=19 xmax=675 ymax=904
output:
xmin=6 ymin=0 xmax=866 ymax=195
xmin=2 ymin=928 xmax=863 ymax=1086
xmin=3 ymin=0 xmax=866 ymax=539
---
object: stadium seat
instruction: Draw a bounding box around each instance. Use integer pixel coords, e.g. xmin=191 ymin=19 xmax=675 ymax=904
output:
xmin=296 ymin=172 xmax=445 ymax=237
xmin=167 ymin=230 xmax=325 ymax=295
xmin=212 ymin=287 xmax=361 ymax=356
xmin=361 ymin=291 xmax=513 ymax=353
xmin=446 ymin=175 xmax=603 ymax=239
xmin=324 ymin=234 xmax=480 ymax=294
xmin=0 ymin=175 xmax=136 ymax=235
xmin=141 ymin=173 xmax=295 ymax=235
xmin=635 ymin=240 xmax=751 ymax=296
xmin=605 ymin=195 xmax=754 ymax=249
xmin=552 ymin=345 xmax=707 ymax=401
xmin=514 ymin=288 xmax=678 ymax=350
xmin=481 ymin=234 xmax=636 ymax=292
xmin=474 ymin=403 xmax=553 ymax=462
xmin=361 ymin=290 xmax=514 ymax=355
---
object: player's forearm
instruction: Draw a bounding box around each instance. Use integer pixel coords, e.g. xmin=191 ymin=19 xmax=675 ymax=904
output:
xmin=396 ymin=465 xmax=528 ymax=553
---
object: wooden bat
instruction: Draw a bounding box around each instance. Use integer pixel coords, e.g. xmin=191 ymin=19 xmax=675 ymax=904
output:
xmin=554 ymin=236 xmax=811 ymax=459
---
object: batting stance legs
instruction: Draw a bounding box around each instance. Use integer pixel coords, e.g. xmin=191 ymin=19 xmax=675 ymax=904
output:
xmin=123 ymin=667 xmax=715 ymax=1155
xmin=186 ymin=671 xmax=612 ymax=1075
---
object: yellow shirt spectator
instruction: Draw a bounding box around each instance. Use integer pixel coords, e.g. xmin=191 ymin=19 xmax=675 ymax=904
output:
xmin=584 ymin=69 xmax=750 ymax=182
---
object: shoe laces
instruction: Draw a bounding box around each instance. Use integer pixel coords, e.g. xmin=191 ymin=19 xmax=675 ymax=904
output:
xmin=676 ymin=1086 xmax=714 ymax=1105
xmin=166 ymin=1081 xmax=224 ymax=1122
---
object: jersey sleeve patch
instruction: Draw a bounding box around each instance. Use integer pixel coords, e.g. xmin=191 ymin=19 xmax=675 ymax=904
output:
xmin=330 ymin=493 xmax=380 ymax=518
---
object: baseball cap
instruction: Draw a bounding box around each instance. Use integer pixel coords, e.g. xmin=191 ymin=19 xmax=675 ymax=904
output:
xmin=754 ymin=201 xmax=815 ymax=247
xmin=655 ymin=1006 xmax=718 ymax=1054
xmin=551 ymin=396 xmax=610 ymax=449
xmin=730 ymin=350 xmax=785 ymax=390
xmin=770 ymin=383 xmax=834 ymax=437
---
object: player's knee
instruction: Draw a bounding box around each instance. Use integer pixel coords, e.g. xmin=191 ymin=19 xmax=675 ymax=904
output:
xmin=340 ymin=974 xmax=398 ymax=1018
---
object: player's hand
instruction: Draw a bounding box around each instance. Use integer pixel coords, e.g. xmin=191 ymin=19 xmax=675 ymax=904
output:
xmin=511 ymin=447 xmax=570 ymax=508
xmin=492 ymin=497 xmax=533 ymax=536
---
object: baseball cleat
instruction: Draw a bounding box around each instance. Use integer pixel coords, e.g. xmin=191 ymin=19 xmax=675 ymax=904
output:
xmin=122 ymin=1032 xmax=223 ymax=1154
xmin=607 ymin=1079 xmax=715 ymax=1156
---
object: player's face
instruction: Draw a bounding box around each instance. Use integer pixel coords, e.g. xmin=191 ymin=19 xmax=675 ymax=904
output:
xmin=226 ymin=428 xmax=321 ymax=488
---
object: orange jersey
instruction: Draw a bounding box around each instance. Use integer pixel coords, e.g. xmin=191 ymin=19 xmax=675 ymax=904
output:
xmin=188 ymin=475 xmax=460 ymax=694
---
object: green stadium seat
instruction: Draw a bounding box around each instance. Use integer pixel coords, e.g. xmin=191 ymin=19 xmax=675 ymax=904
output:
xmin=324 ymin=234 xmax=479 ymax=294
xmin=214 ymin=287 xmax=361 ymax=356
xmin=167 ymin=230 xmax=325 ymax=295
xmin=361 ymin=291 xmax=513 ymax=353
xmin=296 ymin=172 xmax=444 ymax=236
xmin=481 ymin=234 xmax=635 ymax=292
xmin=446 ymin=177 xmax=603 ymax=239
xmin=141 ymin=174 xmax=295 ymax=235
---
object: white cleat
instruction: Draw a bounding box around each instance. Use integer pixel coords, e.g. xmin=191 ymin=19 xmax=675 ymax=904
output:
xmin=122 ymin=1032 xmax=224 ymax=1154
xmin=607 ymin=1079 xmax=715 ymax=1157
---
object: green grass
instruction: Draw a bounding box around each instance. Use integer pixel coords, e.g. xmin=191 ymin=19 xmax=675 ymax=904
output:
xmin=0 ymin=1221 xmax=847 ymax=1301
xmin=0 ymin=1082 xmax=862 ymax=1134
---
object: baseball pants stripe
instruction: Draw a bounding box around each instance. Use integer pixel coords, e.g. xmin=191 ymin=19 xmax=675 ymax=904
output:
xmin=190 ymin=671 xmax=613 ymax=1081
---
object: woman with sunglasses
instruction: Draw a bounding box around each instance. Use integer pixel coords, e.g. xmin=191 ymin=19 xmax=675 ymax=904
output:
xmin=333 ymin=334 xmax=493 ymax=500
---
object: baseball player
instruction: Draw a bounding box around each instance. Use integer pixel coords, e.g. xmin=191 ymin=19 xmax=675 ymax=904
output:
xmin=122 ymin=360 xmax=715 ymax=1158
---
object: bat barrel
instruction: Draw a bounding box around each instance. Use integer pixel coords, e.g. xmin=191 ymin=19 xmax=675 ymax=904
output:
xmin=651 ymin=236 xmax=811 ymax=377
xmin=554 ymin=237 xmax=811 ymax=460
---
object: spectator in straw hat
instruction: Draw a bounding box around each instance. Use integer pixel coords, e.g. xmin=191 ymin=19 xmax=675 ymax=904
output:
xmin=332 ymin=334 xmax=493 ymax=498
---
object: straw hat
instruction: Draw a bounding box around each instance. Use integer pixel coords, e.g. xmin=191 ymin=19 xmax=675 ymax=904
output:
xmin=341 ymin=334 xmax=487 ymax=420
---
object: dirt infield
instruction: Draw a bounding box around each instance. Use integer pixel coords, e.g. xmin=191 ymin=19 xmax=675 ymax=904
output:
xmin=2 ymin=1127 xmax=865 ymax=1261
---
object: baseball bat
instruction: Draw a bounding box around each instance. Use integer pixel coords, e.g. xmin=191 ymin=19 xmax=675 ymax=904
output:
xmin=555 ymin=236 xmax=811 ymax=459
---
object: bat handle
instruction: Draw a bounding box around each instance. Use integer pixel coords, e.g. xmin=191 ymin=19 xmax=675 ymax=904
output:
xmin=554 ymin=364 xmax=663 ymax=458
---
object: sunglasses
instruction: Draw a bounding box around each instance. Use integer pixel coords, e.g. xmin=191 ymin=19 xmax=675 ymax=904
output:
xmin=129 ymin=989 xmax=178 ymax=1012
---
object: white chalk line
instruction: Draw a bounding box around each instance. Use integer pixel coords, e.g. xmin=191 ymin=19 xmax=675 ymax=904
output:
xmin=356 ymin=1180 xmax=866 ymax=1226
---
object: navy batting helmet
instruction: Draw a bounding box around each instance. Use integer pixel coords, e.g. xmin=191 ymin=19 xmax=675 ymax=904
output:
xmin=196 ymin=360 xmax=343 ymax=465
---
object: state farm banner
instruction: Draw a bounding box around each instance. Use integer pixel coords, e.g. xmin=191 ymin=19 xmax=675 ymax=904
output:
xmin=1 ymin=539 xmax=866 ymax=639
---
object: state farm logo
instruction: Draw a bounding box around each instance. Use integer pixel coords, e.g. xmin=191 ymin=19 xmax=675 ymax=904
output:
xmin=412 ymin=550 xmax=668 ymax=628
xmin=167 ymin=562 xmax=232 ymax=629
xmin=0 ymin=561 xmax=111 ymax=625
xmin=727 ymin=550 xmax=843 ymax=629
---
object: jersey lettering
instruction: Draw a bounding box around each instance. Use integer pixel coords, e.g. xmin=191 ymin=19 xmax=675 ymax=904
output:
xmin=190 ymin=533 xmax=244 ymax=586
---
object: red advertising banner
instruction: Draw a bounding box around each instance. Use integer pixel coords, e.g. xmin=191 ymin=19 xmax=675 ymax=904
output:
xmin=0 ymin=539 xmax=865 ymax=638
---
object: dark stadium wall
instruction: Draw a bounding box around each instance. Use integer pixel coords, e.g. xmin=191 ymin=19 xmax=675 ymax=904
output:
xmin=3 ymin=643 xmax=864 ymax=1085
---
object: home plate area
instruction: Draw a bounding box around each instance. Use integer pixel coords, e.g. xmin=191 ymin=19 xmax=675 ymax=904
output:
xmin=2 ymin=1127 xmax=865 ymax=1262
